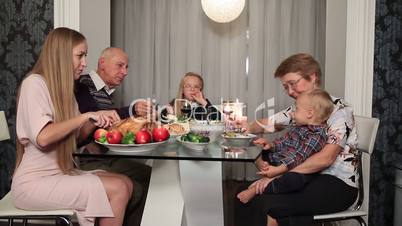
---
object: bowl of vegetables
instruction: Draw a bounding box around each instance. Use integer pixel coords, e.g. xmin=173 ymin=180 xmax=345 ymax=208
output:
xmin=177 ymin=132 xmax=211 ymax=151
xmin=189 ymin=120 xmax=224 ymax=142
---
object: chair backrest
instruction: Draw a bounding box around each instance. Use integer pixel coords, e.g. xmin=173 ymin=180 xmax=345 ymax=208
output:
xmin=354 ymin=115 xmax=379 ymax=217
xmin=355 ymin=115 xmax=379 ymax=155
xmin=0 ymin=111 xmax=10 ymax=141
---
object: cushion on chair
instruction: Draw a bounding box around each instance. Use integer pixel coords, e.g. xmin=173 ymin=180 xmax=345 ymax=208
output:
xmin=0 ymin=192 xmax=74 ymax=217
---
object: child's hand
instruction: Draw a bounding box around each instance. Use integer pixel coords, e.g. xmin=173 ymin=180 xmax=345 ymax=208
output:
xmin=253 ymin=138 xmax=272 ymax=150
xmin=192 ymin=91 xmax=208 ymax=106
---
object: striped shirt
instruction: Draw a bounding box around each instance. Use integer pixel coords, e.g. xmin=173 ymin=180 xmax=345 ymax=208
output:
xmin=75 ymin=71 xmax=131 ymax=118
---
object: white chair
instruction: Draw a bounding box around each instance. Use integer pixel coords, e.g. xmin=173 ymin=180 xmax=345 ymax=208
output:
xmin=0 ymin=192 xmax=75 ymax=226
xmin=313 ymin=115 xmax=380 ymax=226
xmin=0 ymin=111 xmax=75 ymax=226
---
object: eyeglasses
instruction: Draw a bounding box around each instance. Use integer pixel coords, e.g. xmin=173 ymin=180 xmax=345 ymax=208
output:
xmin=183 ymin=84 xmax=201 ymax=90
xmin=283 ymin=78 xmax=303 ymax=91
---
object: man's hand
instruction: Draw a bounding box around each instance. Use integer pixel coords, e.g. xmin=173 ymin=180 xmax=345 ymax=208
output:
xmin=134 ymin=100 xmax=153 ymax=117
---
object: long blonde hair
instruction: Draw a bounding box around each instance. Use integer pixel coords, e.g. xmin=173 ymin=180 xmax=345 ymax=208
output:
xmin=16 ymin=27 xmax=86 ymax=174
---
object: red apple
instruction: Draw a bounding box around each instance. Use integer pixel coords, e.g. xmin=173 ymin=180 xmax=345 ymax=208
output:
xmin=135 ymin=130 xmax=152 ymax=144
xmin=106 ymin=130 xmax=123 ymax=144
xmin=152 ymin=127 xmax=170 ymax=142
xmin=94 ymin=128 xmax=108 ymax=143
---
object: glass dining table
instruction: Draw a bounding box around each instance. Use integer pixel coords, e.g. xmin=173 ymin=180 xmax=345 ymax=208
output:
xmin=74 ymin=139 xmax=262 ymax=226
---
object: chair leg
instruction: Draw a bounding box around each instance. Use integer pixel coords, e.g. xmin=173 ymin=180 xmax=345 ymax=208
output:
xmin=355 ymin=217 xmax=367 ymax=226
xmin=57 ymin=216 xmax=73 ymax=226
xmin=22 ymin=218 xmax=28 ymax=226
xmin=8 ymin=219 xmax=12 ymax=226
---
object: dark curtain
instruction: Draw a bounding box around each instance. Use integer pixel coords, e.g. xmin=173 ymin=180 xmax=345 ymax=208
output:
xmin=372 ymin=0 xmax=402 ymax=225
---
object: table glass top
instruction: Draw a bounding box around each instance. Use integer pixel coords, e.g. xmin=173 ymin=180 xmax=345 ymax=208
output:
xmin=74 ymin=139 xmax=262 ymax=162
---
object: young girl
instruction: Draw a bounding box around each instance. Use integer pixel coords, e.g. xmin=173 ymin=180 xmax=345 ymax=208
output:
xmin=12 ymin=27 xmax=132 ymax=226
xmin=162 ymin=72 xmax=220 ymax=121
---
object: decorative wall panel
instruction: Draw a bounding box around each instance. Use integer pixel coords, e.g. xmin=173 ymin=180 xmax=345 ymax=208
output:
xmin=0 ymin=0 xmax=53 ymax=197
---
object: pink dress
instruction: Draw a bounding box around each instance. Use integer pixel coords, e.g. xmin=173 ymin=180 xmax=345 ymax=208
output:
xmin=11 ymin=74 xmax=114 ymax=226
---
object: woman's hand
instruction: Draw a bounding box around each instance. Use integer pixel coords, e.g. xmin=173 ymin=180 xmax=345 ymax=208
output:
xmin=98 ymin=110 xmax=121 ymax=122
xmin=250 ymin=177 xmax=273 ymax=194
xmin=257 ymin=164 xmax=287 ymax=178
xmin=85 ymin=110 xmax=120 ymax=128
xmin=192 ymin=91 xmax=208 ymax=106
xmin=254 ymin=156 xmax=270 ymax=171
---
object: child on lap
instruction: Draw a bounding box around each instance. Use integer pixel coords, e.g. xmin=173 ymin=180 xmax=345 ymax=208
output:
xmin=237 ymin=89 xmax=334 ymax=203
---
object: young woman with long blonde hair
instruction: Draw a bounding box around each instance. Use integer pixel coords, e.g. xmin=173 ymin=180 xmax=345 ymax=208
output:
xmin=12 ymin=27 xmax=132 ymax=226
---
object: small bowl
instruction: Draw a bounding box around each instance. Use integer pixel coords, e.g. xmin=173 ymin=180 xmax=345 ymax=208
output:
xmin=221 ymin=133 xmax=257 ymax=147
xmin=177 ymin=136 xmax=210 ymax=151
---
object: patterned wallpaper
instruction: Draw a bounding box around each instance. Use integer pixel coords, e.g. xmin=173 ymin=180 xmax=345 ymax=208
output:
xmin=0 ymin=0 xmax=401 ymax=225
xmin=372 ymin=0 xmax=402 ymax=226
xmin=0 ymin=0 xmax=53 ymax=197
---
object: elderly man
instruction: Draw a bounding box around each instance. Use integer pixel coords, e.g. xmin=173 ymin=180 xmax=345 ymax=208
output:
xmin=75 ymin=47 xmax=151 ymax=226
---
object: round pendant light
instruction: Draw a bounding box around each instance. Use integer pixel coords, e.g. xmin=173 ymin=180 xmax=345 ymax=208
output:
xmin=201 ymin=0 xmax=245 ymax=23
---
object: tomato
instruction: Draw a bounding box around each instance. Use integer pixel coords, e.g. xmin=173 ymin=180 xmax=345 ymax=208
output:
xmin=135 ymin=130 xmax=152 ymax=144
xmin=94 ymin=128 xmax=108 ymax=143
xmin=152 ymin=127 xmax=170 ymax=142
xmin=106 ymin=130 xmax=123 ymax=144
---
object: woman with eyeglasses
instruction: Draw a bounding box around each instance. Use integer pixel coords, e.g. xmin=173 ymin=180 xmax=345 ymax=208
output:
xmin=161 ymin=72 xmax=220 ymax=121
xmin=236 ymin=53 xmax=358 ymax=226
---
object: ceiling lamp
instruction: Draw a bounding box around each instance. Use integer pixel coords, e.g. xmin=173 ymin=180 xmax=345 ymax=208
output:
xmin=201 ymin=0 xmax=245 ymax=23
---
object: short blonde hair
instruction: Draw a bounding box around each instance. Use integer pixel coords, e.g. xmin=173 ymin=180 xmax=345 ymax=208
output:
xmin=302 ymin=89 xmax=334 ymax=123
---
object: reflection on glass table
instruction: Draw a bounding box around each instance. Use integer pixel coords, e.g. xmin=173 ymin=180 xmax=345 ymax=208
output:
xmin=75 ymin=140 xmax=261 ymax=162
xmin=75 ymin=140 xmax=261 ymax=226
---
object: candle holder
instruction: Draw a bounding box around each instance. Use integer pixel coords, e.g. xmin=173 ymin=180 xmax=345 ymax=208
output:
xmin=222 ymin=100 xmax=246 ymax=133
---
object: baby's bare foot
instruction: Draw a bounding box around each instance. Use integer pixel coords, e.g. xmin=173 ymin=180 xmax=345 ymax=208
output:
xmin=237 ymin=189 xmax=256 ymax=204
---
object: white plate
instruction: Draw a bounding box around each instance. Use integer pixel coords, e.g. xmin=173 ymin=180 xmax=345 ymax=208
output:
xmin=176 ymin=136 xmax=210 ymax=151
xmin=95 ymin=140 xmax=167 ymax=153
